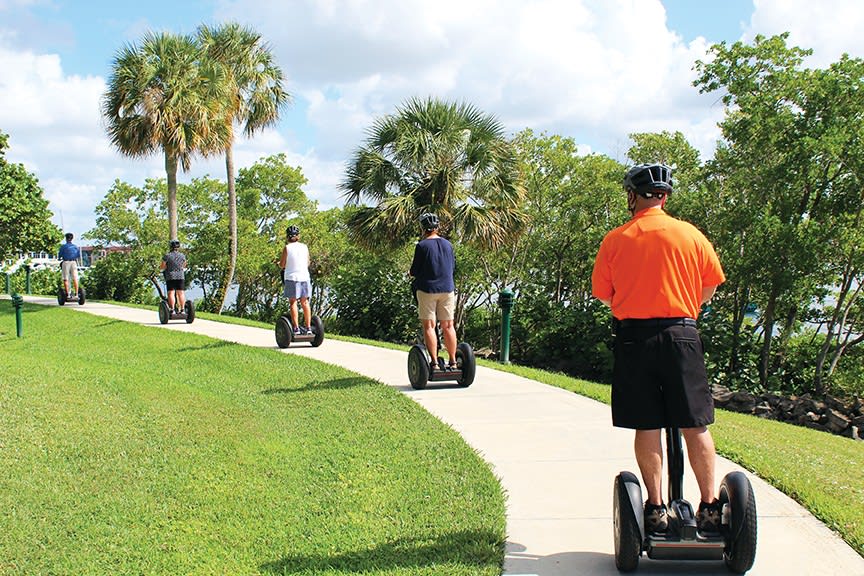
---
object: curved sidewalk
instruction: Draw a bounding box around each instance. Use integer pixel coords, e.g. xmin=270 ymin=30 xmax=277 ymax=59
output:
xmin=24 ymin=297 xmax=864 ymax=575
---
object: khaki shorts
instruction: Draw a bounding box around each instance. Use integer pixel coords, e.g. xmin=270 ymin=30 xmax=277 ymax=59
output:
xmin=416 ymin=290 xmax=455 ymax=322
xmin=61 ymin=260 xmax=78 ymax=283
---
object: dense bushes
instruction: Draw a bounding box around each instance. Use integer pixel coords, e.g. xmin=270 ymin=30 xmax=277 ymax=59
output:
xmin=327 ymin=252 xmax=417 ymax=344
xmin=4 ymin=266 xmax=60 ymax=296
xmin=83 ymin=252 xmax=156 ymax=304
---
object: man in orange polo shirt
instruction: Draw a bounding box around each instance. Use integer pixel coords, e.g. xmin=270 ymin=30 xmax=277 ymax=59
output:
xmin=591 ymin=163 xmax=726 ymax=536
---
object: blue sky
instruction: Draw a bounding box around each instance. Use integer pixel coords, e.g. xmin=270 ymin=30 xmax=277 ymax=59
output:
xmin=1 ymin=0 xmax=862 ymax=240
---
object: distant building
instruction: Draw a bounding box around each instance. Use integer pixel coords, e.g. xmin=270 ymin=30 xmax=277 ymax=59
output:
xmin=2 ymin=245 xmax=132 ymax=272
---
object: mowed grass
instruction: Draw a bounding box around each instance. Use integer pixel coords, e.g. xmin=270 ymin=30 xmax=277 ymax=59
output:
xmin=0 ymin=303 xmax=505 ymax=575
xmin=179 ymin=309 xmax=864 ymax=557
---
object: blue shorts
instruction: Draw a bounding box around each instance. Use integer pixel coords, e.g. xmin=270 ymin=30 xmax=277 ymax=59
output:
xmin=283 ymin=280 xmax=311 ymax=300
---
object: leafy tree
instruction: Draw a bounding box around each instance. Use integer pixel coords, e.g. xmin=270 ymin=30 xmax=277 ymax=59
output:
xmin=86 ymin=179 xmax=174 ymax=301
xmin=102 ymin=31 xmax=231 ymax=241
xmin=505 ymin=129 xmax=626 ymax=376
xmin=0 ymin=131 xmax=61 ymax=261
xmin=695 ymin=34 xmax=864 ymax=393
xmin=341 ymin=97 xmax=527 ymax=251
xmin=231 ymin=154 xmax=312 ymax=320
xmin=197 ymin=23 xmax=289 ymax=313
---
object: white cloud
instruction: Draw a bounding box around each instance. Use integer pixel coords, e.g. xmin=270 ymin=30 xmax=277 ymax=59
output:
xmin=747 ymin=0 xmax=864 ymax=67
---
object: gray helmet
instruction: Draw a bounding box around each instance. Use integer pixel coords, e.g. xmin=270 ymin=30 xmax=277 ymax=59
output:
xmin=286 ymin=225 xmax=300 ymax=238
xmin=623 ymin=163 xmax=673 ymax=198
xmin=419 ymin=212 xmax=439 ymax=232
xmin=169 ymin=239 xmax=181 ymax=249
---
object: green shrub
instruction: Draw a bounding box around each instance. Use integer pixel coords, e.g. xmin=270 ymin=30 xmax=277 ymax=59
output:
xmin=83 ymin=252 xmax=156 ymax=304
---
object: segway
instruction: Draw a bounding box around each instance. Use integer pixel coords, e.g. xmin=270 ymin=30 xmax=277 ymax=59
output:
xmin=158 ymin=298 xmax=195 ymax=324
xmin=613 ymin=427 xmax=757 ymax=573
xmin=407 ymin=323 xmax=476 ymax=390
xmin=57 ymin=285 xmax=86 ymax=306
xmin=275 ymin=314 xmax=324 ymax=348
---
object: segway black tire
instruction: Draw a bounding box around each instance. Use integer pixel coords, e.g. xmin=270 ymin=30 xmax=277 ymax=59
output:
xmin=158 ymin=300 xmax=170 ymax=324
xmin=184 ymin=300 xmax=195 ymax=323
xmin=720 ymin=471 xmax=757 ymax=574
xmin=456 ymin=342 xmax=476 ymax=387
xmin=408 ymin=344 xmax=430 ymax=390
xmin=57 ymin=288 xmax=66 ymax=306
xmin=78 ymin=287 xmax=86 ymax=305
xmin=275 ymin=315 xmax=294 ymax=348
xmin=613 ymin=472 xmax=643 ymax=572
xmin=310 ymin=315 xmax=325 ymax=347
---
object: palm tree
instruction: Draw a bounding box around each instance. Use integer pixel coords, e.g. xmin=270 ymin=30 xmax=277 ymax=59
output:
xmin=341 ymin=97 xmax=526 ymax=250
xmin=197 ymin=22 xmax=289 ymax=313
xmin=102 ymin=31 xmax=231 ymax=241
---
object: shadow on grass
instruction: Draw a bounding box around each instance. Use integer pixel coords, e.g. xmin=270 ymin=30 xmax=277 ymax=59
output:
xmin=259 ymin=529 xmax=503 ymax=574
xmin=92 ymin=318 xmax=124 ymax=328
xmin=262 ymin=377 xmax=372 ymax=395
xmin=174 ymin=340 xmax=235 ymax=353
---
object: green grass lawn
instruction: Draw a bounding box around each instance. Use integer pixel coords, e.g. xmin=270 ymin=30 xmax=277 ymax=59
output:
xmin=0 ymin=303 xmax=505 ymax=575
xmin=4 ymin=297 xmax=864 ymax=570
xmin=103 ymin=300 xmax=864 ymax=558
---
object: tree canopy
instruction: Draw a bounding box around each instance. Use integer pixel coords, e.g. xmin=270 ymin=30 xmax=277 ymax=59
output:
xmin=341 ymin=96 xmax=527 ymax=250
xmin=0 ymin=131 xmax=61 ymax=262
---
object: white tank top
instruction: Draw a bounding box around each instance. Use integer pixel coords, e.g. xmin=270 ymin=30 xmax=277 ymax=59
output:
xmin=283 ymin=242 xmax=310 ymax=282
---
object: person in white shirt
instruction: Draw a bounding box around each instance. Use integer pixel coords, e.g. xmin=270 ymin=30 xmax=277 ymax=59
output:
xmin=278 ymin=225 xmax=312 ymax=334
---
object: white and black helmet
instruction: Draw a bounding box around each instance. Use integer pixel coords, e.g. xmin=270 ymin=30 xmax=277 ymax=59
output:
xmin=419 ymin=212 xmax=439 ymax=232
xmin=623 ymin=163 xmax=673 ymax=198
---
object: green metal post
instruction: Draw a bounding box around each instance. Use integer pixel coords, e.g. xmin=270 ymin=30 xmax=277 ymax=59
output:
xmin=25 ymin=265 xmax=31 ymax=294
xmin=12 ymin=293 xmax=23 ymax=337
xmin=499 ymin=288 xmax=515 ymax=364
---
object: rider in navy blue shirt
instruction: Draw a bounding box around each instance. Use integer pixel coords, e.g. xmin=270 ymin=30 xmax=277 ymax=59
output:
xmin=58 ymin=232 xmax=80 ymax=296
xmin=409 ymin=213 xmax=457 ymax=371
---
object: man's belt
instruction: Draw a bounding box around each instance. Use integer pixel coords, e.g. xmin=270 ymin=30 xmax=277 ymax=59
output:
xmin=617 ymin=317 xmax=697 ymax=329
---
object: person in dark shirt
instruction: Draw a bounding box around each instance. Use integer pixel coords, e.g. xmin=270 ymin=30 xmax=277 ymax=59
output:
xmin=159 ymin=239 xmax=187 ymax=312
xmin=58 ymin=232 xmax=81 ymax=297
xmin=409 ymin=212 xmax=457 ymax=371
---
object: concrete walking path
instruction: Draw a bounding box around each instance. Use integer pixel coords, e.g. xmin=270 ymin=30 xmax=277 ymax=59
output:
xmin=18 ymin=297 xmax=864 ymax=575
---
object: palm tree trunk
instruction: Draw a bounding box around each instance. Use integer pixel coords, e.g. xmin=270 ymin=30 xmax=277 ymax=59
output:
xmin=166 ymin=153 xmax=179 ymax=240
xmin=218 ymin=146 xmax=238 ymax=314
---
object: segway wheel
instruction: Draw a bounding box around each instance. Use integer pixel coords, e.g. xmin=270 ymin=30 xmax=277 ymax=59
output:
xmin=57 ymin=287 xmax=66 ymax=306
xmin=456 ymin=342 xmax=476 ymax=387
xmin=77 ymin=287 xmax=86 ymax=306
xmin=720 ymin=471 xmax=757 ymax=574
xmin=613 ymin=472 xmax=643 ymax=572
xmin=158 ymin=300 xmax=170 ymax=324
xmin=275 ymin=315 xmax=294 ymax=348
xmin=407 ymin=344 xmax=430 ymax=390
xmin=310 ymin=315 xmax=325 ymax=347
xmin=184 ymin=300 xmax=195 ymax=323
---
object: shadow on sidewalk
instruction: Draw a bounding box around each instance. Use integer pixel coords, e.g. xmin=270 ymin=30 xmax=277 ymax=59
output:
xmin=506 ymin=541 xmax=733 ymax=575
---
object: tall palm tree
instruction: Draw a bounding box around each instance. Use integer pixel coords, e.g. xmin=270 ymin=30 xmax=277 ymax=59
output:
xmin=102 ymin=31 xmax=231 ymax=241
xmin=197 ymin=22 xmax=289 ymax=313
xmin=341 ymin=97 xmax=526 ymax=250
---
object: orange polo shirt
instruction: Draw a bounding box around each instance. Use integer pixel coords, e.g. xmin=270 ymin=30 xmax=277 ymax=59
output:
xmin=591 ymin=207 xmax=725 ymax=320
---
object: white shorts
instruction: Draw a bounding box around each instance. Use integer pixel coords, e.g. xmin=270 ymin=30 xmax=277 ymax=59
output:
xmin=61 ymin=261 xmax=79 ymax=283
